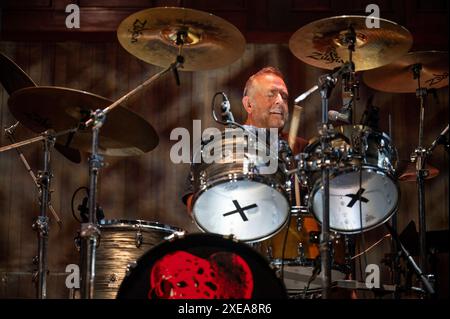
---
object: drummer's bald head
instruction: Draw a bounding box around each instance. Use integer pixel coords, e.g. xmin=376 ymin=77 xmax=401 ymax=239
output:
xmin=243 ymin=67 xmax=285 ymax=97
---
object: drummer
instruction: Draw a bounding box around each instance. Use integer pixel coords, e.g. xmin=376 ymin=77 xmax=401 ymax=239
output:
xmin=182 ymin=66 xmax=308 ymax=212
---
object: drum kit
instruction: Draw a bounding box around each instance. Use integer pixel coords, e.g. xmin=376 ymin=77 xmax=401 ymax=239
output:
xmin=0 ymin=7 xmax=448 ymax=300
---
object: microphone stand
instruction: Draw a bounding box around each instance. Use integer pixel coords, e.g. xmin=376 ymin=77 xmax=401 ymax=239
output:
xmin=79 ymin=54 xmax=184 ymax=299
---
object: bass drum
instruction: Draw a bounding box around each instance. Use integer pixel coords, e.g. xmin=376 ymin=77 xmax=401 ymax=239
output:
xmin=116 ymin=233 xmax=287 ymax=299
xmin=304 ymin=125 xmax=399 ymax=234
xmin=94 ymin=219 xmax=184 ymax=299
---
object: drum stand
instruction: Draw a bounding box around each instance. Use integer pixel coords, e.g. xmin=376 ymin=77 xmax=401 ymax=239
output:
xmin=79 ymin=54 xmax=184 ymax=299
xmin=317 ymin=63 xmax=353 ymax=298
xmin=1 ymin=126 xmax=76 ymax=298
xmin=410 ymin=64 xmax=438 ymax=295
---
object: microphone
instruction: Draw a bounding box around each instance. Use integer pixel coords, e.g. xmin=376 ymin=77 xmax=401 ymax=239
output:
xmin=220 ymin=92 xmax=235 ymax=123
xmin=428 ymin=124 xmax=449 ymax=154
xmin=328 ymin=110 xmax=350 ymax=123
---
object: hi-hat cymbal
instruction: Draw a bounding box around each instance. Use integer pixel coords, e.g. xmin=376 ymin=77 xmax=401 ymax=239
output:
xmin=363 ymin=51 xmax=449 ymax=93
xmin=397 ymin=160 xmax=440 ymax=182
xmin=117 ymin=7 xmax=246 ymax=71
xmin=289 ymin=15 xmax=413 ymax=71
xmin=8 ymin=87 xmax=159 ymax=156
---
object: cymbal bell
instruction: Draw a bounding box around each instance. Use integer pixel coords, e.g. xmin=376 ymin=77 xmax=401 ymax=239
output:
xmin=363 ymin=51 xmax=449 ymax=93
xmin=8 ymin=87 xmax=159 ymax=156
xmin=397 ymin=160 xmax=440 ymax=182
xmin=289 ymin=15 xmax=413 ymax=71
xmin=117 ymin=7 xmax=246 ymax=71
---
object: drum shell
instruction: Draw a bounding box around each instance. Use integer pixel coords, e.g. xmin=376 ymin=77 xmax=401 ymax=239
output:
xmin=94 ymin=220 xmax=183 ymax=299
xmin=254 ymin=213 xmax=347 ymax=270
xmin=190 ymin=129 xmax=293 ymax=242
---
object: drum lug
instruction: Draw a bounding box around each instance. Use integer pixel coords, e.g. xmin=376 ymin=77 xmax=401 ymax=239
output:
xmin=199 ymin=170 xmax=207 ymax=187
xmin=107 ymin=273 xmax=119 ymax=287
xmin=297 ymin=242 xmax=305 ymax=260
xmin=135 ymin=231 xmax=143 ymax=248
xmin=165 ymin=230 xmax=186 ymax=242
xmin=266 ymin=246 xmax=273 ymax=259
xmin=125 ymin=261 xmax=137 ymax=277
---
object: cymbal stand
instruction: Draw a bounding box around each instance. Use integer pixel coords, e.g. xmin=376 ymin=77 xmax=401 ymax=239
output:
xmin=4 ymin=122 xmax=62 ymax=228
xmin=317 ymin=63 xmax=351 ymax=299
xmin=80 ymin=54 xmax=184 ymax=299
xmin=340 ymin=26 xmax=358 ymax=125
xmin=384 ymin=223 xmax=435 ymax=296
xmin=0 ymin=127 xmax=77 ymax=298
xmin=410 ymin=63 xmax=433 ymax=291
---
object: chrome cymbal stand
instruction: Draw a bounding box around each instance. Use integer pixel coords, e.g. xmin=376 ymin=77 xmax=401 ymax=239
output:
xmin=293 ymin=62 xmax=352 ymax=299
xmin=317 ymin=63 xmax=352 ymax=299
xmin=410 ymin=64 xmax=433 ymax=292
xmin=79 ymin=55 xmax=184 ymax=299
xmin=1 ymin=128 xmax=59 ymax=298
xmin=1 ymin=127 xmax=77 ymax=298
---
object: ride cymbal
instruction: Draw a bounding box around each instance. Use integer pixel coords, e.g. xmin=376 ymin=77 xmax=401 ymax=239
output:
xmin=289 ymin=15 xmax=413 ymax=71
xmin=8 ymin=87 xmax=159 ymax=156
xmin=117 ymin=7 xmax=246 ymax=71
xmin=363 ymin=51 xmax=449 ymax=93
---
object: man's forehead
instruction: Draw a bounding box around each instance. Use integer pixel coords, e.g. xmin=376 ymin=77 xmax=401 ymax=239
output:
xmin=254 ymin=73 xmax=287 ymax=89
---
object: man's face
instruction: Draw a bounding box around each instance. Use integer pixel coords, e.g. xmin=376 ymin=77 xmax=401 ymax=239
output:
xmin=245 ymin=74 xmax=289 ymax=129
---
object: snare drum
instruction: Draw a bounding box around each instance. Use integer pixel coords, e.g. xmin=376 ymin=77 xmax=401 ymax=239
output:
xmin=304 ymin=125 xmax=399 ymax=234
xmin=117 ymin=233 xmax=287 ymax=299
xmin=191 ymin=126 xmax=293 ymax=242
xmin=94 ymin=219 xmax=184 ymax=299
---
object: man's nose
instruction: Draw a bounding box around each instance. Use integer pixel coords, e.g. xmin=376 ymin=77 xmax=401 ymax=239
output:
xmin=274 ymin=92 xmax=284 ymax=104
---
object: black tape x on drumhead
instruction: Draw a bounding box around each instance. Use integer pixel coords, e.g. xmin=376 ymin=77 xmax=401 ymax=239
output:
xmin=116 ymin=233 xmax=287 ymax=299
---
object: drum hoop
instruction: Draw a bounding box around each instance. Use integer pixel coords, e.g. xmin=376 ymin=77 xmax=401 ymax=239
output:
xmin=98 ymin=219 xmax=184 ymax=233
xmin=308 ymin=168 xmax=400 ymax=234
xmin=191 ymin=189 xmax=291 ymax=244
xmin=304 ymin=125 xmax=395 ymax=151
xmin=193 ymin=173 xmax=290 ymax=198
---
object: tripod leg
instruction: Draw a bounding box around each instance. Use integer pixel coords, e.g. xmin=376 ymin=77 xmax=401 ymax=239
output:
xmin=384 ymin=223 xmax=435 ymax=296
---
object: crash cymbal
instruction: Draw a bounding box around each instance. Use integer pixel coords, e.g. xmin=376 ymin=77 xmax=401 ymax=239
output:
xmin=289 ymin=15 xmax=412 ymax=71
xmin=1 ymin=53 xmax=83 ymax=163
xmin=117 ymin=7 xmax=246 ymax=71
xmin=363 ymin=51 xmax=449 ymax=93
xmin=397 ymin=160 xmax=440 ymax=182
xmin=8 ymin=87 xmax=159 ymax=156
xmin=0 ymin=52 xmax=37 ymax=95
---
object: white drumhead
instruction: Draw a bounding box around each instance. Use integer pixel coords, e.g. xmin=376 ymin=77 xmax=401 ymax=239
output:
xmin=193 ymin=180 xmax=289 ymax=242
xmin=312 ymin=170 xmax=398 ymax=233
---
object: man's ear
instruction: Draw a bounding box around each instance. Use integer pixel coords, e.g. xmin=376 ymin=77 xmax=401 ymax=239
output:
xmin=242 ymin=96 xmax=252 ymax=114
